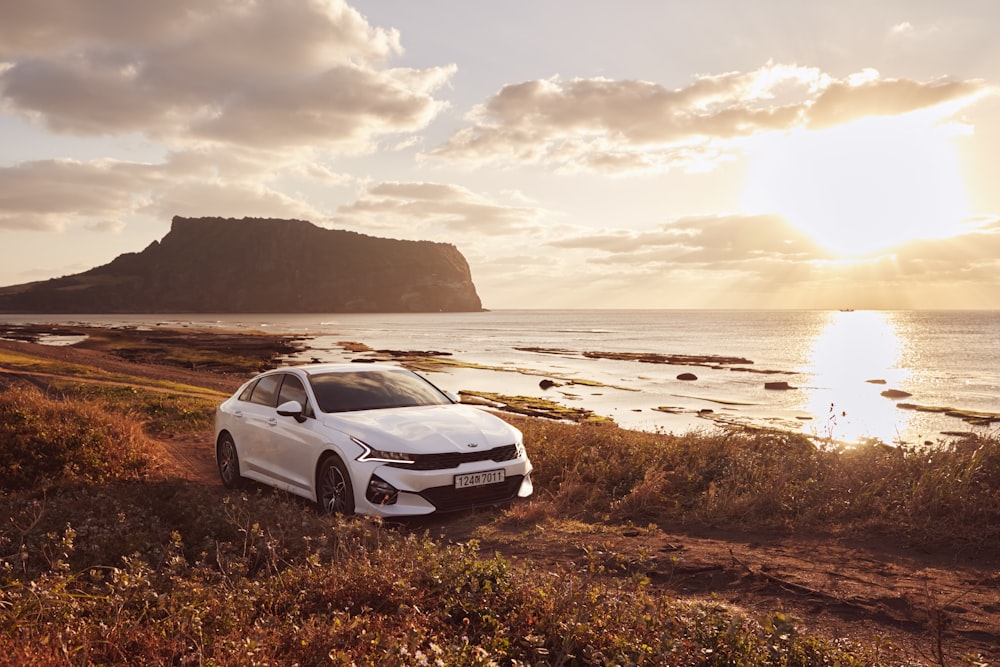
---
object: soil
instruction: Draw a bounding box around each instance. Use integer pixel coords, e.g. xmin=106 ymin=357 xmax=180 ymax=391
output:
xmin=1 ymin=334 xmax=997 ymax=664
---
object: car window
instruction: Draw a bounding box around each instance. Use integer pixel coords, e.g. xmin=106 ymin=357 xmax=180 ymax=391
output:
xmin=248 ymin=373 xmax=282 ymax=407
xmin=309 ymin=369 xmax=451 ymax=413
xmin=238 ymin=380 xmax=257 ymax=402
xmin=277 ymin=374 xmax=313 ymax=418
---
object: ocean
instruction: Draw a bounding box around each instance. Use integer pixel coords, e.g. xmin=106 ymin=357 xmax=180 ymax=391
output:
xmin=4 ymin=310 xmax=998 ymax=445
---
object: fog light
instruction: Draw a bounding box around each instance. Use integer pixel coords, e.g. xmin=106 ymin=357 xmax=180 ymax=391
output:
xmin=366 ymin=475 xmax=399 ymax=505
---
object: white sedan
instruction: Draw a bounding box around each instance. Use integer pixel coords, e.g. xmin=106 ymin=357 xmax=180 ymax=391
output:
xmin=213 ymin=363 xmax=533 ymax=516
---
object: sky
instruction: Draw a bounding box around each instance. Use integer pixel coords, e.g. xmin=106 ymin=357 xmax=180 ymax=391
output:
xmin=2 ymin=0 xmax=999 ymax=310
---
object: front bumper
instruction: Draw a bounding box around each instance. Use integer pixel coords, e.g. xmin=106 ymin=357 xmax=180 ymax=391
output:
xmin=357 ymin=457 xmax=533 ymax=516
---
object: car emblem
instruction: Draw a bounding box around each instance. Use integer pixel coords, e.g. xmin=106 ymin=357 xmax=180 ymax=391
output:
xmin=466 ymin=442 xmax=479 ymax=448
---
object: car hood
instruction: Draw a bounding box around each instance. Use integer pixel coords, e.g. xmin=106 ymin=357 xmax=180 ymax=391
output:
xmin=323 ymin=404 xmax=518 ymax=453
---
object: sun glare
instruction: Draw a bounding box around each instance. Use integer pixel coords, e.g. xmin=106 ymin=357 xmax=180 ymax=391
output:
xmin=743 ymin=114 xmax=970 ymax=257
xmin=803 ymin=310 xmax=912 ymax=443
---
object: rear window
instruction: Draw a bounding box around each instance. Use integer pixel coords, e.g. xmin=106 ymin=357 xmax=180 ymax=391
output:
xmin=247 ymin=374 xmax=282 ymax=407
xmin=308 ymin=369 xmax=451 ymax=413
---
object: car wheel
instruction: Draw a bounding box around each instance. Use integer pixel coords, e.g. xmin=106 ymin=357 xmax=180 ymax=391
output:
xmin=316 ymin=455 xmax=355 ymax=515
xmin=217 ymin=433 xmax=243 ymax=489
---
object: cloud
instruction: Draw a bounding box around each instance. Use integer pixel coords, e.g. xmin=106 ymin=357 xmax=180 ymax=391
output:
xmin=887 ymin=219 xmax=1000 ymax=280
xmin=0 ymin=0 xmax=453 ymax=152
xmin=0 ymin=151 xmax=329 ymax=232
xmin=332 ymin=181 xmax=547 ymax=236
xmin=887 ymin=21 xmax=939 ymax=41
xmin=142 ymin=181 xmax=324 ymax=222
xmin=0 ymin=159 xmax=160 ymax=230
xmin=551 ymin=214 xmax=830 ymax=264
xmin=522 ymin=213 xmax=1000 ymax=309
xmin=430 ymin=64 xmax=991 ymax=174
xmin=805 ymin=76 xmax=986 ymax=128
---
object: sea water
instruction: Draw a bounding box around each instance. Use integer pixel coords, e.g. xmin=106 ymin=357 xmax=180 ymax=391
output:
xmin=4 ymin=310 xmax=998 ymax=444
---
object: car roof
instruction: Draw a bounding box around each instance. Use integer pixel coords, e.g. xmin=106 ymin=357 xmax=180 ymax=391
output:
xmin=277 ymin=362 xmax=404 ymax=377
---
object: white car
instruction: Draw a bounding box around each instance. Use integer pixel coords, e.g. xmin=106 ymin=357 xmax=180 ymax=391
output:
xmin=213 ymin=363 xmax=533 ymax=516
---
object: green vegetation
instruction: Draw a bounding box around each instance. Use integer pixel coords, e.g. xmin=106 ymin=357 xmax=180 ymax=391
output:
xmin=1 ymin=376 xmax=997 ymax=664
xmin=74 ymin=328 xmax=302 ymax=374
xmin=0 ymin=349 xmax=226 ymax=398
xmin=54 ymin=382 xmax=219 ymax=435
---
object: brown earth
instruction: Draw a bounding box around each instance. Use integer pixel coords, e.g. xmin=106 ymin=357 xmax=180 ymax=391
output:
xmin=1 ymin=335 xmax=997 ymax=664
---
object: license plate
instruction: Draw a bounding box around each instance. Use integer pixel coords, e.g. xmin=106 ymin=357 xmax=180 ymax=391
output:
xmin=454 ymin=469 xmax=505 ymax=489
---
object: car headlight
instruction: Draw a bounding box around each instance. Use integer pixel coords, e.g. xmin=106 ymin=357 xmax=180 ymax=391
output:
xmin=514 ymin=431 xmax=527 ymax=459
xmin=352 ymin=436 xmax=415 ymax=465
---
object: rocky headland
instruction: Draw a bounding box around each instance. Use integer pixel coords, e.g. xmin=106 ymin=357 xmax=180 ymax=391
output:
xmin=0 ymin=216 xmax=483 ymax=313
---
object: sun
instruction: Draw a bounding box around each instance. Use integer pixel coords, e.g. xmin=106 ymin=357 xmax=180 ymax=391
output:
xmin=742 ymin=113 xmax=970 ymax=257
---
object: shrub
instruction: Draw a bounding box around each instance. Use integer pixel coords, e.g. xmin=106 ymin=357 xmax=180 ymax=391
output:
xmin=508 ymin=416 xmax=1000 ymax=550
xmin=0 ymin=384 xmax=150 ymax=489
xmin=0 ymin=492 xmax=886 ymax=666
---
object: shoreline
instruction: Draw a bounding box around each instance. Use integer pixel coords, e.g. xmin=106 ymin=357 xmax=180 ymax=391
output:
xmin=279 ymin=334 xmax=1000 ymax=444
xmin=3 ymin=321 xmax=997 ymax=445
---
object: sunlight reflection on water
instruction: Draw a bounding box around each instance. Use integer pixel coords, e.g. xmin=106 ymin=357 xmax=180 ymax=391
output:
xmin=802 ymin=311 xmax=912 ymax=443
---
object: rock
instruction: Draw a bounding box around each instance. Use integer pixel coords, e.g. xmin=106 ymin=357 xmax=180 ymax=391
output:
xmin=539 ymin=379 xmax=558 ymax=390
xmin=676 ymin=372 xmax=698 ymax=381
xmin=764 ymin=381 xmax=796 ymax=390
xmin=866 ymin=379 xmax=887 ymax=385
xmin=0 ymin=216 xmax=483 ymax=313
xmin=880 ymin=389 xmax=913 ymax=399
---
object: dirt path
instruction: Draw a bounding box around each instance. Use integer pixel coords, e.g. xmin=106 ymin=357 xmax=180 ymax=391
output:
xmin=409 ymin=512 xmax=1000 ymax=663
xmin=2 ymin=337 xmax=997 ymax=663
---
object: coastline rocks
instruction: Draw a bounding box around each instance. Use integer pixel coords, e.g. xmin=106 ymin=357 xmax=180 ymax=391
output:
xmin=764 ymin=381 xmax=796 ymax=390
xmin=676 ymin=373 xmax=698 ymax=381
xmin=880 ymin=389 xmax=913 ymax=399
xmin=539 ymin=379 xmax=559 ymax=390
xmin=896 ymin=401 xmax=1000 ymax=425
xmin=582 ymin=351 xmax=753 ymax=367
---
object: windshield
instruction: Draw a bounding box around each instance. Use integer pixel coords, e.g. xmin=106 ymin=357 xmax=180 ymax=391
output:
xmin=308 ymin=369 xmax=452 ymax=413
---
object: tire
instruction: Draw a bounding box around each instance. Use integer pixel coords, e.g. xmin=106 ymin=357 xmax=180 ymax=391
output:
xmin=217 ymin=433 xmax=244 ymax=489
xmin=316 ymin=455 xmax=355 ymax=515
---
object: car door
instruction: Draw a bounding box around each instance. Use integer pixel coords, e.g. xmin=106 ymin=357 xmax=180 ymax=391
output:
xmin=260 ymin=373 xmax=328 ymax=497
xmin=237 ymin=372 xmax=283 ymax=480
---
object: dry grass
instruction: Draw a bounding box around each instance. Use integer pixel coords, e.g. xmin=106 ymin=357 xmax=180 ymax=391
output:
xmin=1 ymin=382 xmax=995 ymax=664
xmin=506 ymin=416 xmax=1000 ymax=550
xmin=0 ymin=384 xmax=150 ymax=489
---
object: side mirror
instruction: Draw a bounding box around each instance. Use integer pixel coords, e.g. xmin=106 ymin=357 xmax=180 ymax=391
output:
xmin=277 ymin=400 xmax=307 ymax=423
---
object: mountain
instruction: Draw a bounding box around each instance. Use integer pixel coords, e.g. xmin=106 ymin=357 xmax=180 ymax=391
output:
xmin=0 ymin=217 xmax=484 ymax=313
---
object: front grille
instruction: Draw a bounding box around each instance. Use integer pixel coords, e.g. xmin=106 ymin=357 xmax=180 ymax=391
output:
xmin=419 ymin=475 xmax=524 ymax=512
xmin=388 ymin=443 xmax=519 ymax=470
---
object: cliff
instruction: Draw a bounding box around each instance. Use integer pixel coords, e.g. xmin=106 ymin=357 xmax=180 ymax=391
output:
xmin=0 ymin=217 xmax=483 ymax=313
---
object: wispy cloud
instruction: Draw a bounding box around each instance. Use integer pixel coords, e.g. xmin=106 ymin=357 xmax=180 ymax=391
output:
xmin=429 ymin=64 xmax=990 ymax=174
xmin=0 ymin=159 xmax=160 ymax=230
xmin=332 ymin=181 xmax=548 ymax=236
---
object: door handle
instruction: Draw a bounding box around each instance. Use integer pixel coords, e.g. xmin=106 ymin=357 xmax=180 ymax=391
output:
xmin=267 ymin=417 xmax=278 ymax=426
